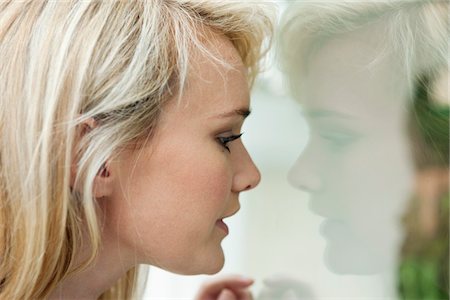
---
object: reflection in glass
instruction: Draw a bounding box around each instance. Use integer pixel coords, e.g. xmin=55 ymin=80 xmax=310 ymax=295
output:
xmin=276 ymin=1 xmax=449 ymax=298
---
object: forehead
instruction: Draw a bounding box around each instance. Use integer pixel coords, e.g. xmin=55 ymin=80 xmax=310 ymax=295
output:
xmin=170 ymin=30 xmax=249 ymax=116
xmin=196 ymin=27 xmax=245 ymax=69
xmin=301 ymin=25 xmax=409 ymax=119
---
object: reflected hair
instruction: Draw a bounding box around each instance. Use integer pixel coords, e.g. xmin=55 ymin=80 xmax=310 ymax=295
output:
xmin=0 ymin=1 xmax=273 ymax=299
xmin=280 ymin=0 xmax=448 ymax=98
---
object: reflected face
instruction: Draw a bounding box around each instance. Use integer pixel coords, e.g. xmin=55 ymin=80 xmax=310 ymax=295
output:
xmin=288 ymin=29 xmax=414 ymax=274
xmin=100 ymin=32 xmax=260 ymax=275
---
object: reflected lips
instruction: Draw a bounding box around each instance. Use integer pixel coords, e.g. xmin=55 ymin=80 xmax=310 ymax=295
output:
xmin=216 ymin=219 xmax=229 ymax=234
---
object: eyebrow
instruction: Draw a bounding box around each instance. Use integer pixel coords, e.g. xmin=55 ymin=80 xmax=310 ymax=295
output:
xmin=211 ymin=108 xmax=251 ymax=119
xmin=303 ymin=109 xmax=355 ymax=119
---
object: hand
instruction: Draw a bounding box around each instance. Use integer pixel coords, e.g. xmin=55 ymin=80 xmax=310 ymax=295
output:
xmin=257 ymin=274 xmax=316 ymax=300
xmin=195 ymin=274 xmax=254 ymax=300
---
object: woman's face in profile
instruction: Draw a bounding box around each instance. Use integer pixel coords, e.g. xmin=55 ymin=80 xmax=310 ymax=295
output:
xmin=288 ymin=28 xmax=415 ymax=274
xmin=96 ymin=33 xmax=260 ymax=275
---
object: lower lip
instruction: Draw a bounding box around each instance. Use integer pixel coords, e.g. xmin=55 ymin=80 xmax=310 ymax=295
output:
xmin=216 ymin=219 xmax=229 ymax=235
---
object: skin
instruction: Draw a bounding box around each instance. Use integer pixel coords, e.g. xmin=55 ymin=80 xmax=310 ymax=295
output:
xmin=50 ymin=29 xmax=260 ymax=299
xmin=196 ymin=275 xmax=255 ymax=300
xmin=288 ymin=23 xmax=414 ymax=275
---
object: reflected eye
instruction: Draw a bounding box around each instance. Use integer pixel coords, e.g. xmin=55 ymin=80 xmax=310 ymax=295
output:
xmin=217 ymin=133 xmax=243 ymax=153
xmin=319 ymin=131 xmax=360 ymax=149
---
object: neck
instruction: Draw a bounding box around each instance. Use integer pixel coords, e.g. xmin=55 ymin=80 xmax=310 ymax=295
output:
xmin=48 ymin=237 xmax=135 ymax=300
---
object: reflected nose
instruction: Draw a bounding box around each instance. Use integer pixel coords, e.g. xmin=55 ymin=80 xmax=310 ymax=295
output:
xmin=288 ymin=154 xmax=321 ymax=192
xmin=232 ymin=146 xmax=261 ymax=192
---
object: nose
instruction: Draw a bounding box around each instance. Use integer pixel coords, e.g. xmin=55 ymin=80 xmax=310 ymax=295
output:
xmin=288 ymin=152 xmax=321 ymax=192
xmin=231 ymin=146 xmax=261 ymax=192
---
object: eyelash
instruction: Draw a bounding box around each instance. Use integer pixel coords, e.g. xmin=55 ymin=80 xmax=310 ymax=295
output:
xmin=217 ymin=133 xmax=243 ymax=152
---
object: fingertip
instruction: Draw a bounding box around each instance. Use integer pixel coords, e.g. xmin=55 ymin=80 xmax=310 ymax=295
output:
xmin=241 ymin=276 xmax=254 ymax=282
xmin=238 ymin=276 xmax=254 ymax=286
xmin=217 ymin=288 xmax=237 ymax=300
xmin=224 ymin=274 xmax=254 ymax=285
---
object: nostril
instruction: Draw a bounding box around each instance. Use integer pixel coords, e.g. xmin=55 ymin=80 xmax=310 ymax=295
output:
xmin=290 ymin=175 xmax=321 ymax=192
xmin=288 ymin=168 xmax=321 ymax=192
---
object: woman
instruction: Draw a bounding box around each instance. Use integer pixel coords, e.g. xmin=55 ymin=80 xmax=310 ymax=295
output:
xmin=270 ymin=0 xmax=448 ymax=297
xmin=0 ymin=1 xmax=272 ymax=299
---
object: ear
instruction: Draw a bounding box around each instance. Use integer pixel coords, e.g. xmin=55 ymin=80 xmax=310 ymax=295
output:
xmin=70 ymin=118 xmax=114 ymax=198
xmin=92 ymin=160 xmax=114 ymax=199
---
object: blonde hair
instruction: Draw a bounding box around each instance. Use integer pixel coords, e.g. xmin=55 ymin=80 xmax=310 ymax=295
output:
xmin=280 ymin=0 xmax=448 ymax=98
xmin=0 ymin=1 xmax=272 ymax=299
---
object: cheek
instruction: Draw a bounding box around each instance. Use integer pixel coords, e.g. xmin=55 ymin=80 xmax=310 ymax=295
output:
xmin=322 ymin=137 xmax=413 ymax=241
xmin=331 ymin=137 xmax=412 ymax=200
xmin=103 ymin=144 xmax=233 ymax=268
xmin=151 ymin=146 xmax=233 ymax=222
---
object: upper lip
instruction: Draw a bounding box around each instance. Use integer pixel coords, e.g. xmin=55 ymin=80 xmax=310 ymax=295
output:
xmin=308 ymin=204 xmax=332 ymax=219
xmin=220 ymin=208 xmax=240 ymax=220
xmin=307 ymin=199 xmax=342 ymax=220
xmin=309 ymin=208 xmax=345 ymax=221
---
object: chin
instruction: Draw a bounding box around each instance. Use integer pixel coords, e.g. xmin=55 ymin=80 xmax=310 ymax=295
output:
xmin=203 ymin=262 xmax=224 ymax=275
xmin=325 ymin=255 xmax=382 ymax=275
xmin=201 ymin=249 xmax=225 ymax=275
xmin=175 ymin=248 xmax=225 ymax=275
xmin=323 ymin=241 xmax=387 ymax=275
